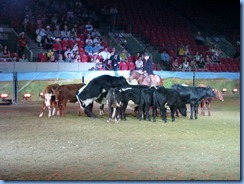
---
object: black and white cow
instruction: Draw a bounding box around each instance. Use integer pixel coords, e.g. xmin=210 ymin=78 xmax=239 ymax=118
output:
xmin=171 ymin=84 xmax=216 ymax=119
xmin=153 ymin=86 xmax=187 ymax=122
xmin=106 ymin=88 xmax=124 ymax=123
xmin=76 ymin=75 xmax=130 ymax=118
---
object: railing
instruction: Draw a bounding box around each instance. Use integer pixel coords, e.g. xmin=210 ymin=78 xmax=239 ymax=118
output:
xmin=0 ymin=62 xmax=97 ymax=73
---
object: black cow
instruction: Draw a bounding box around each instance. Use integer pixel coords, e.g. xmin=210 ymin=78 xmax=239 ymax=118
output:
xmin=106 ymin=88 xmax=124 ymax=123
xmin=76 ymin=75 xmax=130 ymax=118
xmin=171 ymin=84 xmax=216 ymax=119
xmin=153 ymin=86 xmax=187 ymax=122
xmin=138 ymin=86 xmax=158 ymax=122
xmin=118 ymin=84 xmax=149 ymax=120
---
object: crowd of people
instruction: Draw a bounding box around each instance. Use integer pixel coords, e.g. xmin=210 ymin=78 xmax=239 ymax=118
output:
xmin=159 ymin=42 xmax=225 ymax=72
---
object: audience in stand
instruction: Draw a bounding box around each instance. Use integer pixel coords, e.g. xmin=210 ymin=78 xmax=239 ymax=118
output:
xmin=190 ymin=57 xmax=198 ymax=71
xmin=57 ymin=54 xmax=65 ymax=62
xmin=197 ymin=57 xmax=206 ymax=71
xmin=65 ymin=53 xmax=73 ymax=62
xmin=48 ymin=55 xmax=57 ymax=62
xmin=18 ymin=32 xmax=28 ymax=54
xmin=135 ymin=56 xmax=143 ymax=70
xmin=2 ymin=45 xmax=11 ymax=58
xmin=180 ymin=57 xmax=190 ymax=71
xmin=172 ymin=57 xmax=180 ymax=71
xmin=19 ymin=53 xmax=29 ymax=62
xmin=44 ymin=33 xmax=54 ymax=50
xmin=160 ymin=49 xmax=171 ymax=71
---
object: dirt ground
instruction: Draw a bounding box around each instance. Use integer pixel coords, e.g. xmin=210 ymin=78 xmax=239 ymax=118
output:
xmin=0 ymin=98 xmax=240 ymax=181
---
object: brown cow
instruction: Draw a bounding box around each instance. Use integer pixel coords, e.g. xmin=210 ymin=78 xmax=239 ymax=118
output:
xmin=52 ymin=83 xmax=86 ymax=117
xmin=39 ymin=83 xmax=59 ymax=118
xmin=198 ymin=84 xmax=224 ymax=116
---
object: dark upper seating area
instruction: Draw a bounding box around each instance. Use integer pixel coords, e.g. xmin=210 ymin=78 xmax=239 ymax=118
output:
xmin=0 ymin=0 xmax=240 ymax=72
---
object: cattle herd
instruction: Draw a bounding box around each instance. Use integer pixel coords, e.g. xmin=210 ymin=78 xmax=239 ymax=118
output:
xmin=39 ymin=74 xmax=224 ymax=123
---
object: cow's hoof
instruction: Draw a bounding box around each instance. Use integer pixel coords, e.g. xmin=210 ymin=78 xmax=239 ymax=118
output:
xmin=172 ymin=119 xmax=175 ymax=122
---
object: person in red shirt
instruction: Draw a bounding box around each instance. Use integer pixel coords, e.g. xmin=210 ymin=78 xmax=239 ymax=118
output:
xmin=18 ymin=32 xmax=28 ymax=54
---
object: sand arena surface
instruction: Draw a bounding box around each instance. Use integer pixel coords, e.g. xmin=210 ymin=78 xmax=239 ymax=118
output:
xmin=0 ymin=98 xmax=240 ymax=180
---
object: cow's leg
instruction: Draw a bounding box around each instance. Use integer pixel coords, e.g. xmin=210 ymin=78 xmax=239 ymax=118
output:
xmin=39 ymin=101 xmax=45 ymax=117
xmin=52 ymin=101 xmax=56 ymax=116
xmin=207 ymin=103 xmax=211 ymax=116
xmin=62 ymin=100 xmax=68 ymax=117
xmin=138 ymin=101 xmax=144 ymax=121
xmin=84 ymin=102 xmax=97 ymax=118
xmin=99 ymin=104 xmax=105 ymax=115
xmin=152 ymin=105 xmax=157 ymax=122
xmin=190 ymin=104 xmax=194 ymax=120
xmin=200 ymin=101 xmax=205 ymax=116
xmin=107 ymin=107 xmax=112 ymax=123
xmin=48 ymin=106 xmax=52 ymax=118
xmin=121 ymin=101 xmax=128 ymax=120
xmin=170 ymin=106 xmax=176 ymax=122
xmin=194 ymin=105 xmax=198 ymax=119
xmin=145 ymin=104 xmax=150 ymax=121
xmin=162 ymin=107 xmax=167 ymax=122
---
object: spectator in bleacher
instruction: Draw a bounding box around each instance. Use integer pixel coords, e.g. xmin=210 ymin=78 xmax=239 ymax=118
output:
xmin=91 ymin=28 xmax=101 ymax=38
xmin=22 ymin=14 xmax=29 ymax=32
xmin=65 ymin=53 xmax=73 ymax=62
xmin=110 ymin=52 xmax=120 ymax=71
xmin=73 ymin=54 xmax=81 ymax=62
xmin=205 ymin=55 xmax=213 ymax=63
xmin=194 ymin=51 xmax=202 ymax=62
xmin=190 ymin=57 xmax=198 ymax=71
xmin=135 ymin=56 xmax=143 ymax=70
xmin=53 ymin=25 xmax=62 ymax=39
xmin=160 ymin=49 xmax=171 ymax=71
xmin=44 ymin=33 xmax=54 ymax=50
xmin=11 ymin=55 xmax=19 ymax=62
xmin=110 ymin=5 xmax=118 ymax=18
xmin=18 ymin=32 xmax=28 ymax=54
xmin=119 ymin=49 xmax=129 ymax=62
xmin=57 ymin=54 xmax=65 ymax=62
xmin=61 ymin=25 xmax=71 ymax=40
xmin=98 ymin=47 xmax=111 ymax=62
xmin=84 ymin=21 xmax=93 ymax=33
xmin=64 ymin=47 xmax=73 ymax=59
xmin=197 ymin=57 xmax=206 ymax=70
xmin=35 ymin=26 xmax=46 ymax=47
xmin=48 ymin=55 xmax=57 ymax=62
xmin=2 ymin=45 xmax=11 ymax=58
xmin=180 ymin=57 xmax=190 ymax=71
xmin=184 ymin=45 xmax=192 ymax=57
xmin=85 ymin=34 xmax=93 ymax=45
xmin=93 ymin=35 xmax=101 ymax=44
xmin=46 ymin=48 xmax=54 ymax=59
xmin=70 ymin=25 xmax=78 ymax=39
xmin=172 ymin=57 xmax=180 ymax=71
xmin=19 ymin=53 xmax=29 ymax=62
xmin=93 ymin=42 xmax=104 ymax=54
xmin=84 ymin=41 xmax=94 ymax=56
xmin=194 ymin=32 xmax=205 ymax=45
xmin=45 ymin=25 xmax=54 ymax=37
xmin=177 ymin=44 xmax=186 ymax=57
xmin=71 ymin=42 xmax=79 ymax=54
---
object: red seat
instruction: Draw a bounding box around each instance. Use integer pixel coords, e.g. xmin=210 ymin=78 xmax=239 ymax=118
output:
xmin=119 ymin=62 xmax=128 ymax=70
xmin=38 ymin=53 xmax=47 ymax=62
xmin=127 ymin=61 xmax=135 ymax=70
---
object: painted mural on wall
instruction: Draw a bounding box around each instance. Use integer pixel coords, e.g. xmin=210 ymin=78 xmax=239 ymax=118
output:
xmin=0 ymin=71 xmax=240 ymax=101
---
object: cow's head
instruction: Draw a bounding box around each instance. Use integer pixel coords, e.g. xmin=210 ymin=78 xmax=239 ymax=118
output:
xmin=204 ymin=86 xmax=216 ymax=98
xmin=179 ymin=104 xmax=187 ymax=117
xmin=213 ymin=89 xmax=224 ymax=101
xmin=44 ymin=93 xmax=55 ymax=107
